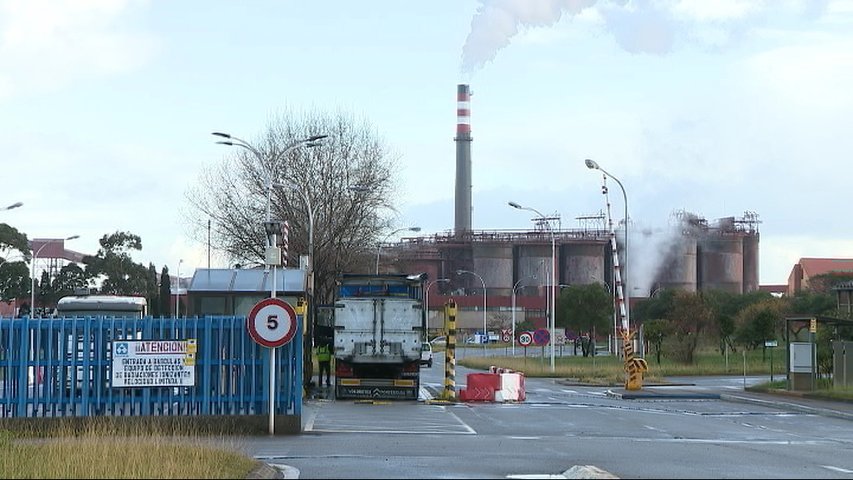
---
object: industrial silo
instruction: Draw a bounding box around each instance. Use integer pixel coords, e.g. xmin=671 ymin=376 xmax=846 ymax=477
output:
xmin=561 ymin=241 xmax=607 ymax=286
xmin=698 ymin=233 xmax=744 ymax=294
xmin=655 ymin=235 xmax=698 ymax=293
xmin=742 ymin=232 xmax=760 ymax=293
xmin=514 ymin=244 xmax=552 ymax=289
xmin=472 ymin=243 xmax=514 ymax=295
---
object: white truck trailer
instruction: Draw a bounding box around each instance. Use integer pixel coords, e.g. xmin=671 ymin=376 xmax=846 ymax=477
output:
xmin=333 ymin=273 xmax=425 ymax=400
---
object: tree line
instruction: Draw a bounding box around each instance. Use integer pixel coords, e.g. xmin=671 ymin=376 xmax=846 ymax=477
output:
xmin=0 ymin=230 xmax=176 ymax=317
xmin=556 ymin=275 xmax=853 ymax=376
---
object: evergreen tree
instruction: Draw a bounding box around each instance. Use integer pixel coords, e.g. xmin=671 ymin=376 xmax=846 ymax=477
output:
xmin=147 ymin=263 xmax=160 ymax=317
xmin=159 ymin=266 xmax=171 ymax=317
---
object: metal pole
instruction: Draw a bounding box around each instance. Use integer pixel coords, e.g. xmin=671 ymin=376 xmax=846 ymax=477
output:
xmin=511 ymin=284 xmax=517 ymax=357
xmin=176 ymin=259 xmax=183 ymax=317
xmin=482 ymin=276 xmax=487 ymax=357
xmin=550 ymin=232 xmax=556 ymax=372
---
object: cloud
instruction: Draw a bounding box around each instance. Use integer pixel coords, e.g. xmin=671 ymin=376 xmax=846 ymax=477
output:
xmin=460 ymin=0 xmax=831 ymax=73
xmin=0 ymin=0 xmax=157 ymax=100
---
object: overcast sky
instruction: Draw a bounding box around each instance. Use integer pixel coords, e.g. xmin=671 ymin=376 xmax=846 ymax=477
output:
xmin=2 ymin=0 xmax=852 ymax=287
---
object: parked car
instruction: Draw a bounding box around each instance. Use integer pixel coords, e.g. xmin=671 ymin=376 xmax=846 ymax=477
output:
xmin=420 ymin=342 xmax=433 ymax=367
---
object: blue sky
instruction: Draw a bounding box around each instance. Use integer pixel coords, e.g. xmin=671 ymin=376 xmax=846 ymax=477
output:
xmin=2 ymin=0 xmax=852 ymax=287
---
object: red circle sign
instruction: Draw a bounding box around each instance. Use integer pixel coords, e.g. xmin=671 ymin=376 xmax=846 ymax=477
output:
xmin=533 ymin=328 xmax=551 ymax=346
xmin=247 ymin=298 xmax=298 ymax=348
xmin=518 ymin=331 xmax=533 ymax=347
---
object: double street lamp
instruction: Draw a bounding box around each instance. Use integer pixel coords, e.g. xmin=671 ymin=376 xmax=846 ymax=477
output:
xmin=456 ymin=269 xmax=487 ymax=356
xmin=509 ymin=201 xmax=556 ymax=372
xmin=213 ymin=132 xmax=327 ymax=297
xmin=30 ymin=235 xmax=79 ymax=317
xmin=375 ymin=226 xmax=421 ymax=274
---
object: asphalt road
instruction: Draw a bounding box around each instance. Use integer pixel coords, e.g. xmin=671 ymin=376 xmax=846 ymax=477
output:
xmin=238 ymin=352 xmax=853 ymax=479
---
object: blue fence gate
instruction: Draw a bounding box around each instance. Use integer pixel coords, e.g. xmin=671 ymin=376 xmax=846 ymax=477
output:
xmin=0 ymin=315 xmax=302 ymax=430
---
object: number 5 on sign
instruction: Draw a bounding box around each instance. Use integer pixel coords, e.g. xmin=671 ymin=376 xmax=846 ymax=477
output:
xmin=247 ymin=298 xmax=297 ymax=348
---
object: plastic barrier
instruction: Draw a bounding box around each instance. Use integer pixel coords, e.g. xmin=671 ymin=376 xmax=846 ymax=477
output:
xmin=458 ymin=370 xmax=526 ymax=403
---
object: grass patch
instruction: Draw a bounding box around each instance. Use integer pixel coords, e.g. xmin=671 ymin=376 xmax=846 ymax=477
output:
xmin=0 ymin=419 xmax=258 ymax=479
xmin=457 ymin=347 xmax=789 ymax=385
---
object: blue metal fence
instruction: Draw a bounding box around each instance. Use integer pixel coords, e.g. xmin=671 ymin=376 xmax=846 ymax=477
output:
xmin=0 ymin=315 xmax=302 ymax=419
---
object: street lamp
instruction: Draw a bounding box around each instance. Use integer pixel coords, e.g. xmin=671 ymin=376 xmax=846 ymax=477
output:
xmin=585 ymin=159 xmax=630 ymax=335
xmin=509 ymin=201 xmax=556 ymax=372
xmin=511 ymin=276 xmax=536 ymax=357
xmin=176 ymin=259 xmax=183 ymax=317
xmin=456 ymin=269 xmax=487 ymax=356
xmin=424 ymin=278 xmax=450 ymax=341
xmin=213 ymin=132 xmax=327 ymax=298
xmin=213 ymin=132 xmax=327 ymax=437
xmin=3 ymin=202 xmax=23 ymax=211
xmin=376 ymin=226 xmax=421 ymax=274
xmin=30 ymin=235 xmax=79 ymax=317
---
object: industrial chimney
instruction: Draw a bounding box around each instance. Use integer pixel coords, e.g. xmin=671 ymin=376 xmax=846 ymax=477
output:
xmin=454 ymin=84 xmax=472 ymax=236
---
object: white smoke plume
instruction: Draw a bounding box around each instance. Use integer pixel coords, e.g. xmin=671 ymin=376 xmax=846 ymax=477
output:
xmin=460 ymin=0 xmax=829 ymax=74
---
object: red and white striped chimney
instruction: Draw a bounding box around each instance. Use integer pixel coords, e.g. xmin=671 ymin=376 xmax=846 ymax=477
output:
xmin=454 ymin=84 xmax=473 ymax=236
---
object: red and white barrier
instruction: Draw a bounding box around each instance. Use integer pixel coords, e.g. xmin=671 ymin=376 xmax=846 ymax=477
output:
xmin=459 ymin=368 xmax=525 ymax=403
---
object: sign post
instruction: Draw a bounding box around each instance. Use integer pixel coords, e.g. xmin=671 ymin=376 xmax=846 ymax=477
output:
xmin=247 ymin=297 xmax=298 ymax=435
xmin=765 ymin=339 xmax=778 ymax=382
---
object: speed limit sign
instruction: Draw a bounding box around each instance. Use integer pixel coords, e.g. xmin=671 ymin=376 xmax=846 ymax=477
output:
xmin=247 ymin=298 xmax=298 ymax=348
xmin=518 ymin=331 xmax=533 ymax=347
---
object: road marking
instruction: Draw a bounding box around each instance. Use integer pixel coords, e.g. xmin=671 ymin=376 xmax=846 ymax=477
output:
xmin=822 ymin=465 xmax=853 ymax=474
xmin=510 ymin=436 xmax=542 ymax=440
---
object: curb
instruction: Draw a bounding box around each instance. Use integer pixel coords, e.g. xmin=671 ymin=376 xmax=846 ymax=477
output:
xmin=605 ymin=389 xmax=720 ymax=400
xmin=719 ymin=393 xmax=853 ymax=421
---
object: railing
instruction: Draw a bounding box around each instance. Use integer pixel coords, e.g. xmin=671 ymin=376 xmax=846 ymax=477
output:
xmin=0 ymin=315 xmax=302 ymax=419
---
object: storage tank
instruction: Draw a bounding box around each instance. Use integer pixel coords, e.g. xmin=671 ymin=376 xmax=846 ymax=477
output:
xmin=561 ymin=242 xmax=607 ymax=286
xmin=514 ymin=244 xmax=551 ymax=288
xmin=472 ymin=243 xmax=513 ymax=295
xmin=655 ymin=235 xmax=697 ymax=293
xmin=742 ymin=233 xmax=759 ymax=293
xmin=698 ymin=234 xmax=744 ymax=293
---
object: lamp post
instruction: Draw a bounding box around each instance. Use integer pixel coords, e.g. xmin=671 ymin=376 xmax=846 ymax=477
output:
xmin=3 ymin=202 xmax=23 ymax=211
xmin=176 ymin=259 xmax=183 ymax=317
xmin=213 ymin=132 xmax=326 ymax=437
xmin=509 ymin=201 xmax=556 ymax=372
xmin=456 ymin=269 xmax=487 ymax=356
xmin=424 ymin=278 xmax=450 ymax=341
xmin=213 ymin=132 xmax=327 ymax=298
xmin=30 ymin=235 xmax=79 ymax=317
xmin=510 ymin=277 xmax=532 ymax=357
xmin=585 ymin=159 xmax=630 ymax=338
xmin=376 ymin=226 xmax=421 ymax=274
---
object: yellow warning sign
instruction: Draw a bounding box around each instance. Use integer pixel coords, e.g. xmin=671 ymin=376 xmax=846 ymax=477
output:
xmin=809 ymin=318 xmax=817 ymax=333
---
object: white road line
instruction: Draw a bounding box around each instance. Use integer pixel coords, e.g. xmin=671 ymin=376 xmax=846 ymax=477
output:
xmin=446 ymin=406 xmax=477 ymax=434
xmin=510 ymin=436 xmax=542 ymax=440
xmin=822 ymin=465 xmax=853 ymax=474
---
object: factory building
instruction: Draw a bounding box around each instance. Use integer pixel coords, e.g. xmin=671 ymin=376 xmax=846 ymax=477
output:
xmin=380 ymin=85 xmax=760 ymax=341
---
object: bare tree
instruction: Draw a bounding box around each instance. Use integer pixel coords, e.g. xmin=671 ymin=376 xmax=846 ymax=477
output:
xmin=185 ymin=108 xmax=400 ymax=303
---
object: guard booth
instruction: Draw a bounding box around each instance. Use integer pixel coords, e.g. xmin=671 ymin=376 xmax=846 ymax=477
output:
xmin=785 ymin=315 xmax=853 ymax=391
xmin=186 ymin=267 xmax=308 ymax=433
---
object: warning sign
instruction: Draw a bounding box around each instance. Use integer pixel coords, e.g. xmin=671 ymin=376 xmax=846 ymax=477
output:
xmin=111 ymin=340 xmax=196 ymax=388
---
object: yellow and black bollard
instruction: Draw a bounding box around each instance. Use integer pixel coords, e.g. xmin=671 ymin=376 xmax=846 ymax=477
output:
xmin=443 ymin=299 xmax=457 ymax=400
xmin=622 ymin=328 xmax=648 ymax=391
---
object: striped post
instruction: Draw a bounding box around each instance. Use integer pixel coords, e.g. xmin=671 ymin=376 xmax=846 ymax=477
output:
xmin=281 ymin=220 xmax=289 ymax=267
xmin=443 ymin=299 xmax=457 ymax=400
xmin=622 ymin=328 xmax=647 ymax=390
